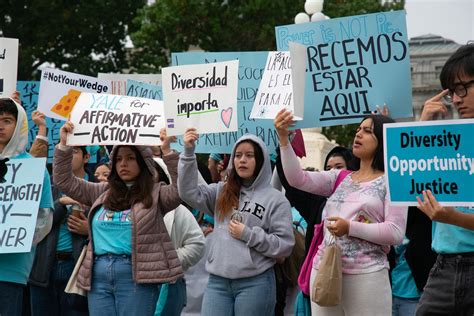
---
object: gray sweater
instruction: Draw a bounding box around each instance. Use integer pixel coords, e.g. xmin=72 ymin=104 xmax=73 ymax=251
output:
xmin=178 ymin=134 xmax=294 ymax=279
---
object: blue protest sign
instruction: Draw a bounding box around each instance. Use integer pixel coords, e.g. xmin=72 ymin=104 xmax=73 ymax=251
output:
xmin=384 ymin=119 xmax=474 ymax=206
xmin=126 ymin=79 xmax=162 ymax=100
xmin=276 ymin=10 xmax=413 ymax=128
xmin=172 ymin=52 xmax=279 ymax=154
xmin=0 ymin=158 xmax=47 ymax=253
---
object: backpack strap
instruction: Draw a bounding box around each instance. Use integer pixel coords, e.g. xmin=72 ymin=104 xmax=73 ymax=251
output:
xmin=331 ymin=169 xmax=352 ymax=194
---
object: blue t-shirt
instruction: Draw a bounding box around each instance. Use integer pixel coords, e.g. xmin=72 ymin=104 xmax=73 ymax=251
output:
xmin=56 ymin=174 xmax=89 ymax=253
xmin=391 ymin=238 xmax=421 ymax=299
xmin=0 ymin=152 xmax=53 ymax=285
xmin=92 ymin=206 xmax=132 ymax=255
xmin=432 ymin=207 xmax=474 ymax=254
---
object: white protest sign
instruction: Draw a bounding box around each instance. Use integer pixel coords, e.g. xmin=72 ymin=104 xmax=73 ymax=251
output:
xmin=162 ymin=60 xmax=239 ymax=136
xmin=0 ymin=38 xmax=19 ymax=97
xmin=98 ymin=73 xmax=162 ymax=95
xmin=250 ymin=51 xmax=302 ymax=120
xmin=67 ymin=93 xmax=166 ymax=146
xmin=289 ymin=42 xmax=308 ymax=121
xmin=0 ymin=158 xmax=46 ymax=254
xmin=38 ymin=68 xmax=111 ymax=121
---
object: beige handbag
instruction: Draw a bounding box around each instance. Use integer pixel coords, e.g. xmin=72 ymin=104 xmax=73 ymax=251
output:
xmin=312 ymin=234 xmax=342 ymax=306
xmin=65 ymin=246 xmax=87 ymax=296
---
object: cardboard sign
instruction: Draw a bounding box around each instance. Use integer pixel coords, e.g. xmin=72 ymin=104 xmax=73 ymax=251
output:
xmin=275 ymin=10 xmax=413 ymax=128
xmin=384 ymin=119 xmax=474 ymax=206
xmin=0 ymin=158 xmax=47 ymax=253
xmin=38 ymin=68 xmax=111 ymax=121
xmin=250 ymin=51 xmax=302 ymax=120
xmin=98 ymin=73 xmax=162 ymax=95
xmin=162 ymin=60 xmax=239 ymax=136
xmin=172 ymin=52 xmax=280 ymax=153
xmin=0 ymin=38 xmax=19 ymax=97
xmin=67 ymin=93 xmax=166 ymax=146
xmin=126 ymin=79 xmax=162 ymax=100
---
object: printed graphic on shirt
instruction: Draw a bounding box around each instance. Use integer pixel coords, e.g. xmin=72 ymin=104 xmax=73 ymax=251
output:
xmin=354 ymin=210 xmax=373 ymax=224
xmin=96 ymin=208 xmax=132 ymax=223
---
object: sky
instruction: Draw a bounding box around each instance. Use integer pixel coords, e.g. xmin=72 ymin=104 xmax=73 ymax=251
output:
xmin=405 ymin=0 xmax=473 ymax=44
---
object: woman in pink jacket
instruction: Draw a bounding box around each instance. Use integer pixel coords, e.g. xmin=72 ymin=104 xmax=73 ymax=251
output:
xmin=53 ymin=122 xmax=183 ymax=316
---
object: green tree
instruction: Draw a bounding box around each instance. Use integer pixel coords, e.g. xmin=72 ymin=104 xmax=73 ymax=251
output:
xmin=0 ymin=0 xmax=146 ymax=80
xmin=320 ymin=0 xmax=405 ymax=146
xmin=130 ymin=0 xmax=304 ymax=73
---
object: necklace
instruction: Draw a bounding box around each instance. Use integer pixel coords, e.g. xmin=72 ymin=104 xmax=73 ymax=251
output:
xmin=351 ymin=170 xmax=382 ymax=183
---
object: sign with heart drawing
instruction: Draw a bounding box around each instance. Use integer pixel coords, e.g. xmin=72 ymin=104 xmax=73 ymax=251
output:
xmin=162 ymin=60 xmax=239 ymax=136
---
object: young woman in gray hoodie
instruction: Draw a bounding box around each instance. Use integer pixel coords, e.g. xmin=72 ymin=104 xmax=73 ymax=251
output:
xmin=178 ymin=128 xmax=295 ymax=316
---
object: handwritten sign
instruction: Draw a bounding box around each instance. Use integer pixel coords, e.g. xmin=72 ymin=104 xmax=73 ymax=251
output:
xmin=0 ymin=158 xmax=47 ymax=253
xmin=384 ymin=119 xmax=474 ymax=206
xmin=67 ymin=93 xmax=166 ymax=146
xmin=126 ymin=79 xmax=162 ymax=100
xmin=275 ymin=10 xmax=413 ymax=128
xmin=98 ymin=73 xmax=162 ymax=95
xmin=172 ymin=52 xmax=280 ymax=153
xmin=162 ymin=60 xmax=239 ymax=136
xmin=250 ymin=51 xmax=302 ymax=120
xmin=38 ymin=68 xmax=111 ymax=121
xmin=0 ymin=38 xmax=19 ymax=97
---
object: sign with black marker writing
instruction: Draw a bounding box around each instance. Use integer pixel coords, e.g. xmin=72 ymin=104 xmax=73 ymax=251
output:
xmin=162 ymin=60 xmax=239 ymax=136
xmin=250 ymin=51 xmax=302 ymax=120
xmin=67 ymin=93 xmax=166 ymax=146
xmin=0 ymin=38 xmax=19 ymax=97
xmin=276 ymin=10 xmax=413 ymax=128
xmin=0 ymin=158 xmax=46 ymax=253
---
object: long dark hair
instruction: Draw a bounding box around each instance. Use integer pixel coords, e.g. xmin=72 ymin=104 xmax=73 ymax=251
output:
xmin=216 ymin=140 xmax=264 ymax=220
xmin=359 ymin=114 xmax=395 ymax=172
xmin=104 ymin=146 xmax=154 ymax=210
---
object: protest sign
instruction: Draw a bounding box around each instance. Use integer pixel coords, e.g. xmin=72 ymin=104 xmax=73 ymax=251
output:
xmin=126 ymin=79 xmax=162 ymax=100
xmin=162 ymin=60 xmax=239 ymax=136
xmin=0 ymin=38 xmax=19 ymax=97
xmin=0 ymin=158 xmax=47 ymax=253
xmin=172 ymin=52 xmax=279 ymax=153
xmin=98 ymin=73 xmax=162 ymax=95
xmin=67 ymin=93 xmax=165 ymax=146
xmin=250 ymin=51 xmax=302 ymax=120
xmin=18 ymin=81 xmax=62 ymax=163
xmin=276 ymin=10 xmax=413 ymax=128
xmin=38 ymin=68 xmax=111 ymax=121
xmin=384 ymin=119 xmax=474 ymax=206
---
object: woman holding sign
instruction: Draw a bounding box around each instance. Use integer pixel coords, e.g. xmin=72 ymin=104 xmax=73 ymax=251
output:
xmin=53 ymin=122 xmax=183 ymax=316
xmin=178 ymin=129 xmax=295 ymax=316
xmin=275 ymin=110 xmax=407 ymax=315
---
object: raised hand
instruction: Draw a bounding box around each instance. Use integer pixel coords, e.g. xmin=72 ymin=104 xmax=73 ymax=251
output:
xmin=183 ymin=128 xmax=199 ymax=148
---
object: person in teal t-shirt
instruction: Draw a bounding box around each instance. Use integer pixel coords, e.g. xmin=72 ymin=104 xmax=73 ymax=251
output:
xmin=416 ymin=43 xmax=474 ymax=315
xmin=0 ymin=97 xmax=53 ymax=316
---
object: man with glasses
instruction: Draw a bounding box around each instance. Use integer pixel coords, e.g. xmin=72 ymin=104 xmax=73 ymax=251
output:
xmin=416 ymin=43 xmax=474 ymax=315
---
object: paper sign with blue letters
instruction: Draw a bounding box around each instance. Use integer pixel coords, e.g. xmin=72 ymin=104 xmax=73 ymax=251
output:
xmin=67 ymin=93 xmax=166 ymax=146
xmin=275 ymin=10 xmax=413 ymax=128
xmin=162 ymin=60 xmax=239 ymax=136
xmin=172 ymin=51 xmax=280 ymax=153
xmin=126 ymin=79 xmax=162 ymax=100
xmin=384 ymin=119 xmax=474 ymax=206
xmin=0 ymin=38 xmax=19 ymax=97
xmin=250 ymin=51 xmax=302 ymax=120
xmin=0 ymin=158 xmax=47 ymax=253
xmin=98 ymin=73 xmax=162 ymax=95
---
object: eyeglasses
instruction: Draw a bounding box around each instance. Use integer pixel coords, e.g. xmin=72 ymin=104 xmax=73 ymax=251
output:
xmin=448 ymin=79 xmax=474 ymax=98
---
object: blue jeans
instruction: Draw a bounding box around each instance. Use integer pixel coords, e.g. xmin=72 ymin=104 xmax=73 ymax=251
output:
xmin=30 ymin=258 xmax=87 ymax=316
xmin=392 ymin=296 xmax=419 ymax=316
xmin=0 ymin=281 xmax=24 ymax=316
xmin=201 ymin=268 xmax=276 ymax=316
xmin=416 ymin=253 xmax=474 ymax=315
xmin=87 ymin=255 xmax=160 ymax=316
xmin=159 ymin=278 xmax=186 ymax=316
